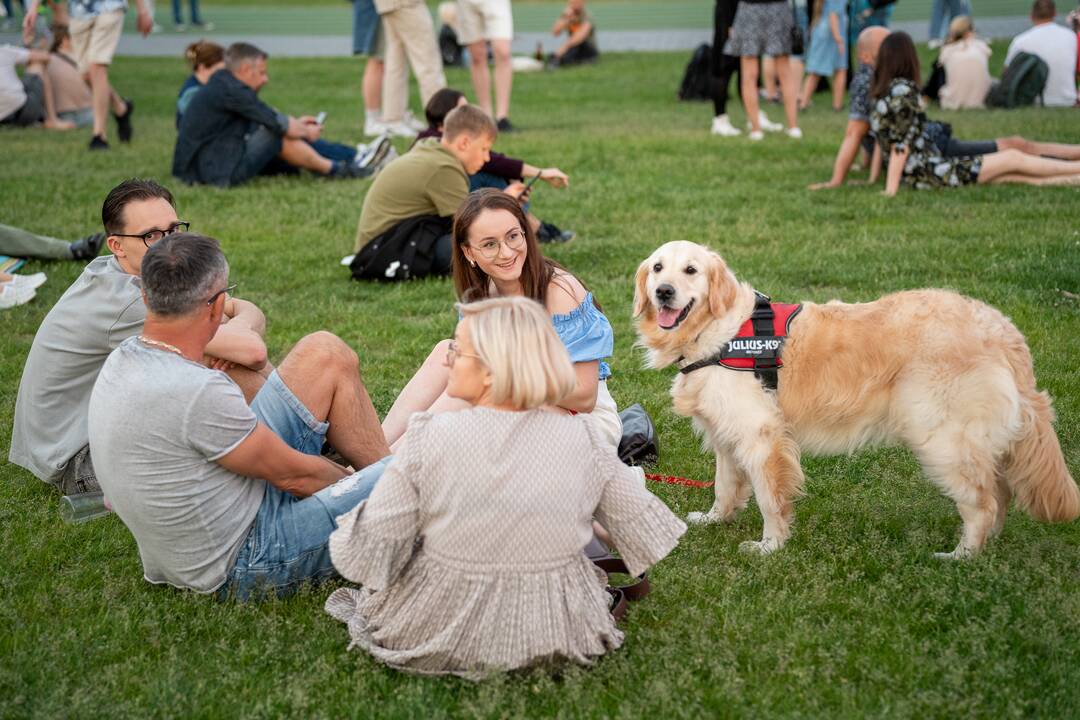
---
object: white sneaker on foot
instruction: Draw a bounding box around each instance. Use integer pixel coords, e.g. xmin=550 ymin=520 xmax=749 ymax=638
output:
xmin=363 ymin=115 xmax=387 ymax=137
xmin=748 ymin=130 xmax=765 ymax=141
xmin=380 ymin=119 xmax=418 ymax=138
xmin=0 ymin=283 xmax=35 ymax=309
xmin=710 ymin=114 xmax=742 ymax=137
xmin=785 ymin=127 xmax=803 ymax=139
xmin=7 ymin=272 xmax=46 ymax=290
xmin=758 ymin=110 xmax=783 ymax=132
xmin=402 ymin=110 xmax=427 ymax=133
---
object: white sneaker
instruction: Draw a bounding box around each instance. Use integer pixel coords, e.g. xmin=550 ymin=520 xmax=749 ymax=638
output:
xmin=927 ymin=38 xmax=944 ymax=50
xmin=748 ymin=130 xmax=765 ymax=141
xmin=785 ymin=127 xmax=803 ymax=139
xmin=373 ymin=146 xmax=399 ymax=176
xmin=710 ymin=114 xmax=742 ymax=137
xmin=363 ymin=115 xmax=387 ymax=137
xmin=7 ymin=272 xmax=46 ymax=290
xmin=0 ymin=282 xmax=35 ymax=309
xmin=380 ymin=119 xmax=419 ymax=138
xmin=402 ymin=110 xmax=427 ymax=133
xmin=340 ymin=254 xmax=356 ymax=267
xmin=758 ymin=110 xmax=783 ymax=133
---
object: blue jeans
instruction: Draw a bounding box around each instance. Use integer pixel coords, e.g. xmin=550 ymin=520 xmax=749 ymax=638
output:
xmin=470 ymin=172 xmax=531 ymax=213
xmin=217 ymin=371 xmax=391 ymax=600
xmin=929 ymin=0 xmax=970 ymax=41
xmin=351 ymin=0 xmax=381 ymax=56
xmin=171 ymin=0 xmax=202 ymax=25
xmin=309 ymin=139 xmax=356 ymax=163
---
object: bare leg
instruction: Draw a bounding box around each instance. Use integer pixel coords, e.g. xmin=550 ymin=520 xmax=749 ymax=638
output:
xmin=762 ymin=55 xmax=777 ymax=99
xmin=87 ymin=63 xmax=110 ymax=139
xmin=996 ymin=135 xmax=1080 ymax=161
xmin=389 ymin=390 xmax=469 ymax=452
xmin=799 ymin=73 xmax=818 ymax=109
xmin=831 ymin=68 xmax=846 ymax=111
xmin=740 ymin=56 xmax=761 ymax=132
xmin=362 ymin=57 xmax=384 ymax=114
xmin=275 ymin=331 xmax=389 ymax=469
xmin=984 ymin=172 xmax=1080 ymax=186
xmin=382 ymin=339 xmax=452 ymax=445
xmin=468 ymin=40 xmax=492 ymax=117
xmin=228 ymin=362 xmax=272 ymax=404
xmin=789 ymin=57 xmax=805 ymax=100
xmin=773 ymin=55 xmax=799 ymax=129
xmin=279 ymin=138 xmax=333 ymax=175
xmin=491 ymin=38 xmax=512 ymax=121
xmin=25 ymin=64 xmax=73 ymax=129
xmin=978 ymin=149 xmax=1080 ymax=184
xmin=108 ymin=88 xmax=126 ymax=116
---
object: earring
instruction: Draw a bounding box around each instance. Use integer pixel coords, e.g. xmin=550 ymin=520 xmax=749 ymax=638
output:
xmin=470 ymin=260 xmax=476 ymax=267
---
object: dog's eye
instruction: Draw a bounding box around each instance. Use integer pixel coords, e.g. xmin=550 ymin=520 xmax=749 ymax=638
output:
xmin=685 ymin=266 xmax=697 ymax=275
xmin=652 ymin=263 xmax=663 ymax=272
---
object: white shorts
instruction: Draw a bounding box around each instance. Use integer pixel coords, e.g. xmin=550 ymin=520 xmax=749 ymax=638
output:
xmin=456 ymin=0 xmax=513 ymax=44
xmin=70 ymin=9 xmax=125 ymax=71
xmin=589 ymin=381 xmax=623 ymax=449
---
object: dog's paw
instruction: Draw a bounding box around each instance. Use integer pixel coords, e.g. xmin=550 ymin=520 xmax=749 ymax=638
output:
xmin=933 ymin=547 xmax=973 ymax=561
xmin=738 ymin=538 xmax=781 ymax=555
xmin=687 ymin=511 xmax=720 ymax=525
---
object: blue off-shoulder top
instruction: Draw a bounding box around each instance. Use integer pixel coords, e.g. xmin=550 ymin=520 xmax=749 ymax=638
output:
xmin=550 ymin=293 xmax=613 ymax=381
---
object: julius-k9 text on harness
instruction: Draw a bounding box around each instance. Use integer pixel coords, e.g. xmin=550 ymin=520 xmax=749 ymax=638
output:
xmin=678 ymin=291 xmax=802 ymax=391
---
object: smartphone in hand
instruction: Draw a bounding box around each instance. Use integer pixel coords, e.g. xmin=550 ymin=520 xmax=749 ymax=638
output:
xmin=315 ymin=111 xmax=327 ymax=125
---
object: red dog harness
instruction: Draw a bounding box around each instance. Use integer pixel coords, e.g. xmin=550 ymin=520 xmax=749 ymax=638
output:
xmin=679 ymin=292 xmax=802 ymax=390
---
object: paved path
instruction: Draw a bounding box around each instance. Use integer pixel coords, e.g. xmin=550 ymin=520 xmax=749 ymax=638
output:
xmin=0 ymin=16 xmax=1040 ymax=57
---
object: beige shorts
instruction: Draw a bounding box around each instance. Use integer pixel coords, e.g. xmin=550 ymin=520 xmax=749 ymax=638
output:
xmin=70 ymin=9 xmax=125 ymax=71
xmin=456 ymin=0 xmax=513 ymax=44
xmin=590 ymin=381 xmax=623 ymax=449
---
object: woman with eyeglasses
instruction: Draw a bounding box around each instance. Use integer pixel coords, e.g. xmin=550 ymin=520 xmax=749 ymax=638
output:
xmin=381 ymin=189 xmax=621 ymax=451
xmin=326 ymin=295 xmax=685 ymax=678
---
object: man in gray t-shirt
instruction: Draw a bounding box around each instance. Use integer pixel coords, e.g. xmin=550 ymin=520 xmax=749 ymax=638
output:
xmin=9 ymin=178 xmax=271 ymax=494
xmin=90 ymin=233 xmax=390 ymax=598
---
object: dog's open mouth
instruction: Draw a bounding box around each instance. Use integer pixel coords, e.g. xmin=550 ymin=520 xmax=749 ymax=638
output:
xmin=656 ymin=299 xmax=694 ymax=330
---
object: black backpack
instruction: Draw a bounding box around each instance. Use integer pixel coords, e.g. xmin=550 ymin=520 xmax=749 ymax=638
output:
xmin=986 ymin=51 xmax=1049 ymax=108
xmin=350 ymin=215 xmax=452 ymax=282
xmin=678 ymin=43 xmax=712 ymax=101
xmin=439 ymin=25 xmax=464 ymax=67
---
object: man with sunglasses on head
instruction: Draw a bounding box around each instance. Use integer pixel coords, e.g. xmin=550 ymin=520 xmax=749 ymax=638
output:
xmin=10 ymin=178 xmax=270 ymax=496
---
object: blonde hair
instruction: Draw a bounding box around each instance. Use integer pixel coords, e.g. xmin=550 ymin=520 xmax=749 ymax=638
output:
xmin=444 ymin=103 xmax=497 ymax=142
xmin=457 ymin=297 xmax=576 ymax=410
xmin=947 ymin=15 xmax=973 ymax=43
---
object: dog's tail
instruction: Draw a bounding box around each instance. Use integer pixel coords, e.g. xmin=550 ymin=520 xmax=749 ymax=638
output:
xmin=1001 ymin=340 xmax=1079 ymax=523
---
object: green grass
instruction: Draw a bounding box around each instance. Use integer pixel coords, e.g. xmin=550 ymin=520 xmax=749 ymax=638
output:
xmin=2 ymin=48 xmax=1080 ymax=718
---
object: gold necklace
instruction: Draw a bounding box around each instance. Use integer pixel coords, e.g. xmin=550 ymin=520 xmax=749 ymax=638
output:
xmin=138 ymin=335 xmax=184 ymax=357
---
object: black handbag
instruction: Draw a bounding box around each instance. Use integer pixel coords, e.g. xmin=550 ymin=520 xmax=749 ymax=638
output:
xmin=617 ymin=404 xmax=660 ymax=467
xmin=790 ymin=0 xmax=805 ymax=56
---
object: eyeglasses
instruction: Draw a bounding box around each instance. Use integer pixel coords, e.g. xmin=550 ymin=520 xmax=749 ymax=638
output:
xmin=469 ymin=229 xmax=526 ymax=260
xmin=206 ymin=283 xmax=237 ymax=306
xmin=445 ymin=340 xmax=482 ymax=366
xmin=112 ymin=221 xmax=191 ymax=247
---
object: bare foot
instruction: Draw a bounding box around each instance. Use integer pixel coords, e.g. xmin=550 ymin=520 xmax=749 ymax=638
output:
xmin=44 ymin=118 xmax=76 ymax=131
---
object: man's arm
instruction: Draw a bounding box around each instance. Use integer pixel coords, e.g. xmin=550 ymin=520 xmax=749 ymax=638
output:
xmin=132 ymin=0 xmax=153 ymax=36
xmin=21 ymin=0 xmax=41 ymax=37
xmin=204 ymin=297 xmax=268 ymax=370
xmin=217 ymin=423 xmax=347 ymax=497
xmin=809 ymin=119 xmax=870 ymax=189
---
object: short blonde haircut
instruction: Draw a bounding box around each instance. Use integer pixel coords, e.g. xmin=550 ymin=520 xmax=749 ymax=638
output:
xmin=444 ymin=103 xmax=497 ymax=142
xmin=947 ymin=15 xmax=973 ymax=43
xmin=457 ymin=296 xmax=576 ymax=410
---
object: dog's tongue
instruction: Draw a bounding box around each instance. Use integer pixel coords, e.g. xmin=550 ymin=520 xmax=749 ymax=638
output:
xmin=657 ymin=306 xmax=682 ymax=329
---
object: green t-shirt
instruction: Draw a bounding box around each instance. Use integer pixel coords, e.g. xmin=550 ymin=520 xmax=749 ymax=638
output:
xmin=354 ymin=138 xmax=469 ymax=252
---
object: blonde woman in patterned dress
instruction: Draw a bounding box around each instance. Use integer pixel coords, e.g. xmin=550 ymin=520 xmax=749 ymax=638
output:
xmin=871 ymin=32 xmax=1080 ymax=196
xmin=325 ymin=296 xmax=685 ymax=679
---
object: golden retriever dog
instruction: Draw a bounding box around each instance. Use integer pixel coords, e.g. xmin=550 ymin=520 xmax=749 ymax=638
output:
xmin=634 ymin=241 xmax=1078 ymax=557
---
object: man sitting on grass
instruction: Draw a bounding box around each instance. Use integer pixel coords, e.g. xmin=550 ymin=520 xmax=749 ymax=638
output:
xmin=173 ymin=42 xmax=380 ymax=187
xmin=349 ymin=103 xmax=526 ymax=280
xmin=808 ymin=26 xmax=1080 ymax=190
xmin=89 ymin=233 xmax=390 ymax=600
xmin=9 ymin=179 xmax=270 ymax=496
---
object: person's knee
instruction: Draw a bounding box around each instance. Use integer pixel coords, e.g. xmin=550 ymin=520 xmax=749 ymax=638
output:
xmin=468 ymin=43 xmax=487 ymax=67
xmin=491 ymin=42 xmax=511 ymax=63
xmin=999 ymin=136 xmax=1031 ymax=154
xmin=295 ymin=331 xmax=360 ymax=375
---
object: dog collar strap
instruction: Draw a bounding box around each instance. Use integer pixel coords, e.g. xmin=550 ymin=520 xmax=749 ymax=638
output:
xmin=679 ymin=292 xmax=802 ymax=391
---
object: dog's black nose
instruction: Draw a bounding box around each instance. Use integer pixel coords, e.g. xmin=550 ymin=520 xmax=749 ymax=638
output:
xmin=655 ymin=284 xmax=675 ymax=303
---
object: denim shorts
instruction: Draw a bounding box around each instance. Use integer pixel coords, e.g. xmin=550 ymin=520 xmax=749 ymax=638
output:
xmin=217 ymin=371 xmax=392 ymax=600
xmin=352 ymin=0 xmax=384 ymax=58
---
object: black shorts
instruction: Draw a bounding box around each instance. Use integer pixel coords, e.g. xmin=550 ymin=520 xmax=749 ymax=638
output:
xmin=940 ymin=138 xmax=999 ymax=157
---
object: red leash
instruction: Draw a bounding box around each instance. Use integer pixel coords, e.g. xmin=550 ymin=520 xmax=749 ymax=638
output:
xmin=644 ymin=472 xmax=714 ymax=489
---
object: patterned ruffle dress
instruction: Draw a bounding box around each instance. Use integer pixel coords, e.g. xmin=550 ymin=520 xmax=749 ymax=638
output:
xmin=870 ymin=78 xmax=983 ymax=189
xmin=325 ymin=409 xmax=686 ymax=680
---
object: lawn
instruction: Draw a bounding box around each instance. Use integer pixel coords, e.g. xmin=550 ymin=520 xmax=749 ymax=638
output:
xmin=2 ymin=49 xmax=1080 ymax=718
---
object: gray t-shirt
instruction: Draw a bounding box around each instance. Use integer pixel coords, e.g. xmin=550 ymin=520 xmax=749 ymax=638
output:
xmin=88 ymin=337 xmax=265 ymax=593
xmin=9 ymin=256 xmax=146 ymax=483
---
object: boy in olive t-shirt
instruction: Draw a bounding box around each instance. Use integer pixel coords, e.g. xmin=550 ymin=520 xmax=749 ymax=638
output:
xmin=352 ymin=104 xmax=525 ymax=277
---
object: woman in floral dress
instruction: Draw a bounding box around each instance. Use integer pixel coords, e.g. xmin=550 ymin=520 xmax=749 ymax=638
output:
xmin=870 ymin=32 xmax=1080 ymax=196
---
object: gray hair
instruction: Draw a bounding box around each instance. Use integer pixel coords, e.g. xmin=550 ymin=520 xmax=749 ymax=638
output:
xmin=141 ymin=233 xmax=229 ymax=317
xmin=225 ymin=42 xmax=268 ymax=71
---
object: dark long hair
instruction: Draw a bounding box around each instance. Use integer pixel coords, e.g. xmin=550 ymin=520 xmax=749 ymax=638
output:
xmin=425 ymin=88 xmax=466 ymax=130
xmin=452 ymin=189 xmax=587 ymax=309
xmin=871 ymin=31 xmax=920 ymax=99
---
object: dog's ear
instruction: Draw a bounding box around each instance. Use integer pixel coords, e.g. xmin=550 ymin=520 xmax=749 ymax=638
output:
xmin=632 ymin=259 xmax=651 ymax=317
xmin=708 ymin=252 xmax=737 ymax=318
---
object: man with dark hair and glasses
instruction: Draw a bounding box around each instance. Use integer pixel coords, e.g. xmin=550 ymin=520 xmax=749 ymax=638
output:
xmin=10 ymin=178 xmax=271 ymax=496
xmin=89 ymin=233 xmax=390 ymax=599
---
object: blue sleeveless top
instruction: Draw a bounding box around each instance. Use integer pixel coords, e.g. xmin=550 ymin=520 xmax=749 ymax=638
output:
xmin=550 ymin=293 xmax=613 ymax=381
